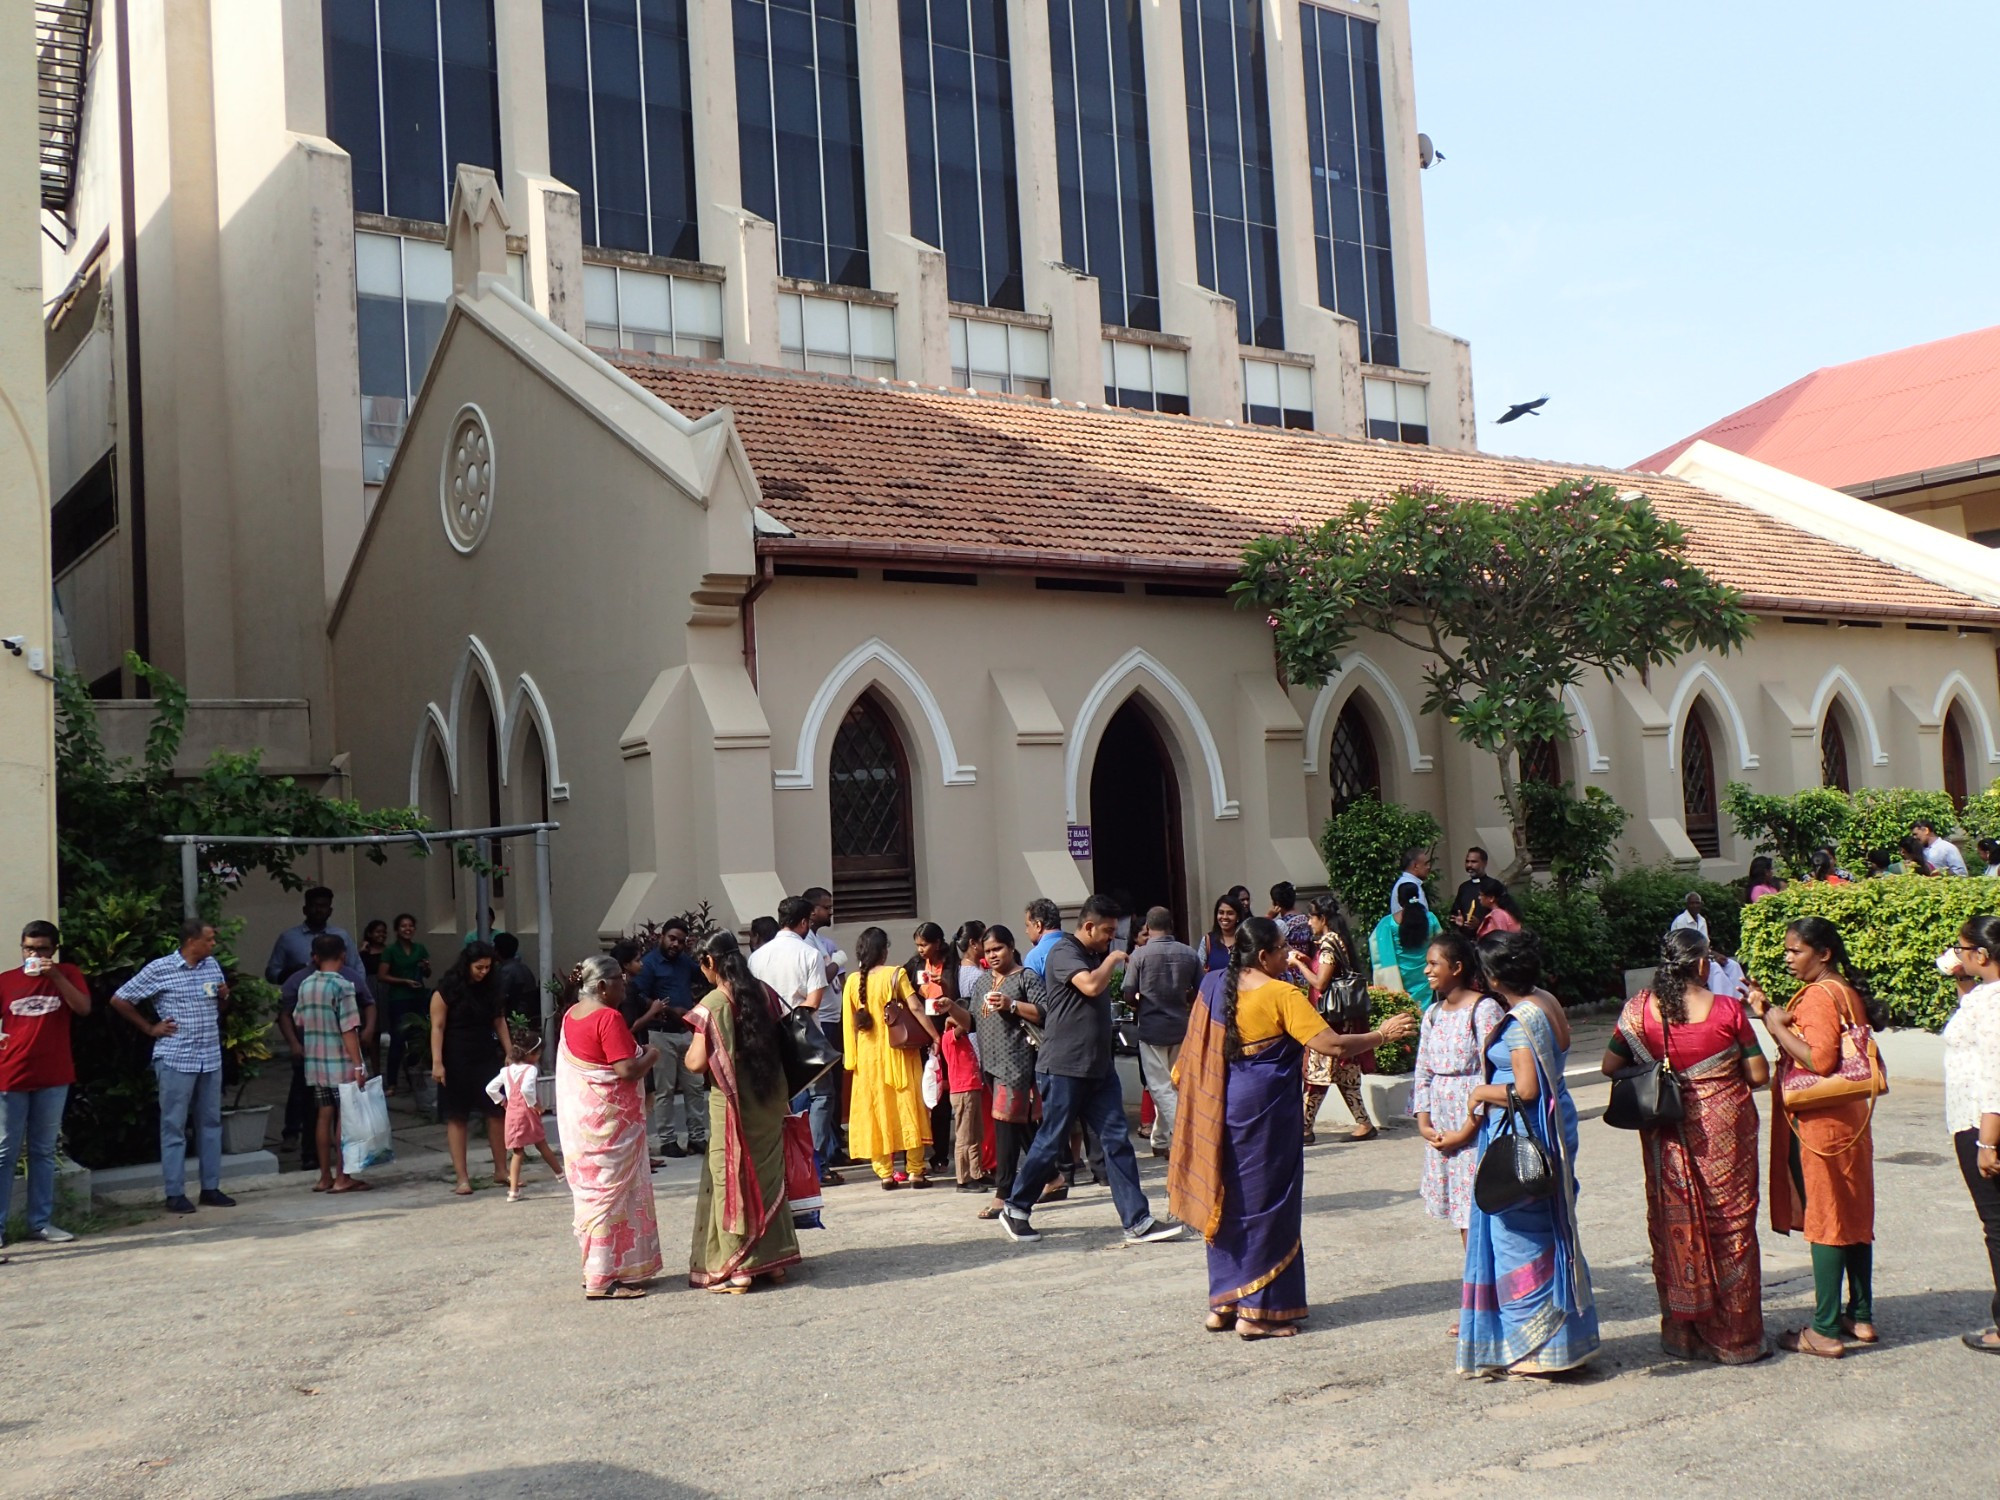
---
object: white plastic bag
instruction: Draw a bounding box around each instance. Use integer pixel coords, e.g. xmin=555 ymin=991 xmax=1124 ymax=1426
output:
xmin=921 ymin=1050 xmax=944 ymax=1110
xmin=338 ymin=1075 xmax=395 ymax=1174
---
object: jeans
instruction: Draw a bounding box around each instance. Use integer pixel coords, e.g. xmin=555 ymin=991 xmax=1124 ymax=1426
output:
xmin=807 ymin=1016 xmax=843 ymax=1174
xmin=651 ymin=1030 xmax=709 ymax=1148
xmin=0 ymin=1085 xmax=70 ymax=1234
xmin=156 ymin=1064 xmax=223 ymax=1197
xmin=1005 ymin=1070 xmax=1152 ymax=1231
xmin=1138 ymin=1042 xmax=1181 ymax=1152
xmin=1957 ymin=1129 xmax=2000 ymax=1328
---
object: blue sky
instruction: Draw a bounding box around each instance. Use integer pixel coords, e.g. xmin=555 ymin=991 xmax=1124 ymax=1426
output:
xmin=1408 ymin=1 xmax=2000 ymax=468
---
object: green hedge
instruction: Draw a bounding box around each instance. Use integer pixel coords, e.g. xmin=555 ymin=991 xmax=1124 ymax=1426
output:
xmin=1837 ymin=787 xmax=1958 ymax=874
xmin=1597 ymin=864 xmax=1744 ymax=972
xmin=1368 ymin=987 xmax=1421 ymax=1074
xmin=1736 ymin=876 xmax=2000 ymax=1031
xmin=1319 ymin=796 xmax=1442 ymax=928
xmin=1517 ymin=885 xmax=1621 ymax=1004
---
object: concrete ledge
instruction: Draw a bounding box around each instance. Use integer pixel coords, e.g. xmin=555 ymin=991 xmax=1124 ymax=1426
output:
xmin=9 ymin=1160 xmax=91 ymax=1220
xmin=1360 ymin=1074 xmax=1412 ymax=1126
xmin=90 ymin=1150 xmax=282 ymax=1205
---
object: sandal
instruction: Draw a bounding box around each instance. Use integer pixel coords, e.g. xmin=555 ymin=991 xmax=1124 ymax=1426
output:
xmin=451 ymin=1183 xmax=474 ymax=1197
xmin=1302 ymin=1130 xmax=1317 ymax=1146
xmin=1839 ymin=1316 xmax=1879 ymax=1344
xmin=327 ymin=1179 xmax=371 ymax=1194
xmin=909 ymin=1176 xmax=932 ymax=1190
xmin=977 ymin=1203 xmax=1004 ymax=1220
xmin=1238 ymin=1318 xmax=1298 ymax=1341
xmin=880 ymin=1177 xmax=903 ymax=1191
xmin=1204 ymin=1310 xmax=1238 ymax=1333
xmin=586 ymin=1284 xmax=646 ymax=1300
xmin=1778 ymin=1328 xmax=1845 ymax=1359
xmin=1348 ymin=1124 xmax=1380 ymax=1142
xmin=1961 ymin=1328 xmax=2000 ymax=1353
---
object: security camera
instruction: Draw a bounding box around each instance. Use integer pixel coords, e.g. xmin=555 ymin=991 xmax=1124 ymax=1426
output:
xmin=1 ymin=636 xmax=23 ymax=657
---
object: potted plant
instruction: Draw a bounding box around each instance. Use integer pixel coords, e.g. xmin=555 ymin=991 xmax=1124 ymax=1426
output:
xmin=219 ymin=975 xmax=280 ymax=1154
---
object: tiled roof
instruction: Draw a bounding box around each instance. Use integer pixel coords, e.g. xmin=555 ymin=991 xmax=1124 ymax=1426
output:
xmin=613 ymin=356 xmax=2000 ymax=623
xmin=1635 ymin=324 xmax=2000 ymax=491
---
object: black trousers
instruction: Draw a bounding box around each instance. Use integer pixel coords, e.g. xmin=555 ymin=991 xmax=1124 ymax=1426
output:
xmin=284 ymin=1058 xmax=318 ymax=1168
xmin=1956 ymin=1129 xmax=2000 ymax=1328
xmin=992 ymin=1118 xmax=1037 ymax=1201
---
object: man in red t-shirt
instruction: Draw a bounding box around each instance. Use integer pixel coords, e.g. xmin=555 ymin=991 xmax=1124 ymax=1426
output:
xmin=0 ymin=920 xmax=92 ymax=1249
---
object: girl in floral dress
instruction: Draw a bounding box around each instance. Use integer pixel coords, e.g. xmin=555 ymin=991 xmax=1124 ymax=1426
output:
xmin=1411 ymin=930 xmax=1506 ymax=1330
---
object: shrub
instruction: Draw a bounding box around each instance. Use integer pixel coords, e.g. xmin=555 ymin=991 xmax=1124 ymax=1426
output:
xmin=1597 ymin=864 xmax=1744 ymax=972
xmin=1837 ymin=786 xmax=1958 ymax=874
xmin=1515 ymin=885 xmax=1621 ymax=1004
xmin=1319 ymin=796 xmax=1442 ymax=928
xmin=1367 ymin=987 xmax=1421 ymax=1074
xmin=1722 ymin=783 xmax=1852 ymax=879
xmin=1736 ymin=876 xmax=2000 ymax=1031
xmin=1957 ymin=779 xmax=2000 ymax=845
xmin=1518 ymin=781 xmax=1629 ymax=893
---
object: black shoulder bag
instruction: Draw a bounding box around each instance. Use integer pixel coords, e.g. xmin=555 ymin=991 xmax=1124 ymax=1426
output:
xmin=1473 ymin=1084 xmax=1555 ymax=1214
xmin=1604 ymin=1005 xmax=1684 ymax=1131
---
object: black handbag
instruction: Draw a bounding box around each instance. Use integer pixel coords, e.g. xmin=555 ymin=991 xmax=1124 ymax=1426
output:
xmin=1604 ymin=1007 xmax=1684 ymax=1131
xmin=1319 ymin=973 xmax=1371 ymax=1033
xmin=780 ymin=1005 xmax=841 ymax=1096
xmin=1473 ymin=1085 xmax=1556 ymax=1214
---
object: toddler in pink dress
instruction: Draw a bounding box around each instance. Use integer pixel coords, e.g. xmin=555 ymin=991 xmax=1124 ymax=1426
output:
xmin=485 ymin=1035 xmax=563 ymax=1201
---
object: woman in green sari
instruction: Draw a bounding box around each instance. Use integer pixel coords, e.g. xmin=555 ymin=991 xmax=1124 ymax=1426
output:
xmin=685 ymin=929 xmax=800 ymax=1293
xmin=1370 ymin=904 xmax=1442 ymax=1010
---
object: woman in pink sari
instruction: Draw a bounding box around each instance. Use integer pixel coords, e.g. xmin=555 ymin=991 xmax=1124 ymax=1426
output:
xmin=555 ymin=954 xmax=663 ymax=1300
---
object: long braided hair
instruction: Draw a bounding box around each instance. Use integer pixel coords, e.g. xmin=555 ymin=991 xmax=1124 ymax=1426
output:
xmin=1652 ymin=926 xmax=1709 ymax=1026
xmin=1787 ymin=915 xmax=1887 ymax=1029
xmin=696 ymin=929 xmax=787 ymax=1101
xmin=1222 ymin=916 xmax=1285 ymax=1062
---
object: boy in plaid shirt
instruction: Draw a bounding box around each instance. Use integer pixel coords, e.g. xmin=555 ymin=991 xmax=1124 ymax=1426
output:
xmin=285 ymin=933 xmax=370 ymax=1193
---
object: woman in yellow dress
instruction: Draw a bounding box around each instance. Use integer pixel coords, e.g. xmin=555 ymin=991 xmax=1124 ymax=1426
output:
xmin=843 ymin=926 xmax=938 ymax=1188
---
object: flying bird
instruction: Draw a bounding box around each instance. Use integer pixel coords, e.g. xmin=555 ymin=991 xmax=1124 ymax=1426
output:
xmin=1495 ymin=396 xmax=1548 ymax=424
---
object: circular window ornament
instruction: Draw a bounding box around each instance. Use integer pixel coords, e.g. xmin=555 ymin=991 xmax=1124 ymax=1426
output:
xmin=440 ymin=404 xmax=495 ymax=554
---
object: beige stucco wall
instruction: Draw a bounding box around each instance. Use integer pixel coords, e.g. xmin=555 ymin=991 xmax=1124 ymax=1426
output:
xmin=1 ymin=7 xmax=57 ymax=938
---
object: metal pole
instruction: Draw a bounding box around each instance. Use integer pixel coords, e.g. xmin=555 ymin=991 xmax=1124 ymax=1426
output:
xmin=534 ymin=825 xmax=554 ymax=1075
xmin=475 ymin=836 xmax=491 ymax=944
xmin=180 ymin=842 xmax=199 ymax=919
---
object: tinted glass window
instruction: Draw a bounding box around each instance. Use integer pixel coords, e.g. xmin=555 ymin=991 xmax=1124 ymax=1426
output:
xmin=1300 ymin=6 xmax=1396 ymax=365
xmin=1182 ymin=0 xmax=1281 ymax=347
xmin=902 ymin=0 xmax=1023 ymax=310
xmin=323 ymin=0 xmax=502 ymax=226
xmin=1050 ymin=0 xmax=1158 ymax=329
xmin=737 ymin=0 xmax=871 ymax=287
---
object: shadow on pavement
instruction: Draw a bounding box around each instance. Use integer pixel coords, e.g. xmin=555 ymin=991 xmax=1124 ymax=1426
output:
xmin=1309 ymin=1277 xmax=1463 ymax=1330
xmin=268 ymin=1464 xmax=713 ymax=1499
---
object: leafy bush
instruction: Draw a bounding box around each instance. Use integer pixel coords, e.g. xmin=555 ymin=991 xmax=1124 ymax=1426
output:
xmin=1597 ymin=864 xmax=1745 ymax=972
xmin=1837 ymin=786 xmax=1958 ymax=874
xmin=1367 ymin=987 xmax=1421 ymax=1074
xmin=1319 ymin=796 xmax=1442 ymax=928
xmin=1957 ymin=779 xmax=2000 ymax=845
xmin=1515 ymin=885 xmax=1620 ymax=1004
xmin=1735 ymin=876 xmax=2000 ymax=1031
xmin=1518 ymin=781 xmax=1629 ymax=893
xmin=1722 ymin=783 xmax=1852 ymax=878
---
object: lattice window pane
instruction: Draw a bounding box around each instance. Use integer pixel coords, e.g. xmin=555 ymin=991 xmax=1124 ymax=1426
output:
xmin=1820 ymin=719 xmax=1850 ymax=793
xmin=829 ymin=695 xmax=917 ymax=920
xmin=1681 ymin=714 xmax=1721 ymax=858
xmin=1327 ymin=702 xmax=1381 ymax=812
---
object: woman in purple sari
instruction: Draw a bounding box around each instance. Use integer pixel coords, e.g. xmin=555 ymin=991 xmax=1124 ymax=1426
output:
xmin=1169 ymin=918 xmax=1416 ymax=1340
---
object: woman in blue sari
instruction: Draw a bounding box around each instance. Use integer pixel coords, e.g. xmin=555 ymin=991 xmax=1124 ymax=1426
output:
xmin=1168 ymin=918 xmax=1416 ymax=1340
xmin=1456 ymin=929 xmax=1599 ymax=1375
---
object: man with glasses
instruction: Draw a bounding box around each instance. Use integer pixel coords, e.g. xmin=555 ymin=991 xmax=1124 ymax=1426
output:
xmin=113 ymin=920 xmax=238 ymax=1214
xmin=0 ymin=922 xmax=92 ymax=1250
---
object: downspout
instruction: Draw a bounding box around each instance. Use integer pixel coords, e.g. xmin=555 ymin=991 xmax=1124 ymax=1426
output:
xmin=111 ymin=0 xmax=150 ymax=688
xmin=741 ymin=554 xmax=774 ymax=689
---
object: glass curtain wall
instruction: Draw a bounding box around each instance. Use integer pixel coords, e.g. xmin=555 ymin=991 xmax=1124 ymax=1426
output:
xmin=543 ymin=0 xmax=700 ymax=260
xmin=736 ymin=0 xmax=871 ymax=287
xmin=1048 ymin=0 xmax=1159 ymax=330
xmin=1181 ymin=0 xmax=1281 ymax=348
xmin=323 ymin=0 xmax=503 ymax=224
xmin=1299 ymin=4 xmax=1396 ymax=365
xmin=901 ymin=0 xmax=1023 ymax=309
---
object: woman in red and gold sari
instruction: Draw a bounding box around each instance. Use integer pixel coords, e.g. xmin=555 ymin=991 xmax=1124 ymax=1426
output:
xmin=1604 ymin=927 xmax=1771 ymax=1363
xmin=555 ymin=955 xmax=663 ymax=1300
xmin=685 ymin=929 xmax=801 ymax=1293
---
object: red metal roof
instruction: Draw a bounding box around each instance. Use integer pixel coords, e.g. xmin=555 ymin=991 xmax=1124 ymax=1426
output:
xmin=1634 ymin=324 xmax=2000 ymax=490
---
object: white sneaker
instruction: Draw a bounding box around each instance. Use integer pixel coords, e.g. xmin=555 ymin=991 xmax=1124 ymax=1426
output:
xmin=30 ymin=1225 xmax=75 ymax=1244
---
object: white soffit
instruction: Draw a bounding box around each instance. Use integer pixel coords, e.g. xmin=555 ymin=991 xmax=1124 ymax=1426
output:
xmin=1665 ymin=440 xmax=2000 ymax=608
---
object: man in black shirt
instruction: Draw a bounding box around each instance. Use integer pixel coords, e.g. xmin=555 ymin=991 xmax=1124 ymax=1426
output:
xmin=1446 ymin=847 xmax=1502 ymax=928
xmin=1123 ymin=907 xmax=1202 ymax=1160
xmin=997 ymin=895 xmax=1184 ymax=1246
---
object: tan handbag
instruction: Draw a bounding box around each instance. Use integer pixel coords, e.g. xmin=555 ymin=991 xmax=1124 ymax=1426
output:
xmin=1778 ymin=982 xmax=1888 ymax=1112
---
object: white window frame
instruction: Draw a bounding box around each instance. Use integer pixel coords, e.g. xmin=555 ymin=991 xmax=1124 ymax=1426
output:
xmin=779 ymin=291 xmax=896 ymax=379
xmin=949 ymin=315 xmax=1050 ymax=396
xmin=1101 ymin=337 xmax=1190 ymax=413
xmin=1362 ymin=375 xmax=1429 ymax=445
xmin=1241 ymin=356 xmax=1313 ymax=428
xmin=581 ymin=263 xmax=724 ymax=358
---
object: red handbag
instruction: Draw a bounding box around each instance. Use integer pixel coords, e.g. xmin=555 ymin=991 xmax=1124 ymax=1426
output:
xmin=783 ymin=1112 xmax=822 ymax=1229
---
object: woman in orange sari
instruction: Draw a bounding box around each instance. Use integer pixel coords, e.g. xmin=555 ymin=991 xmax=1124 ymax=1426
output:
xmin=1745 ymin=915 xmax=1881 ymax=1358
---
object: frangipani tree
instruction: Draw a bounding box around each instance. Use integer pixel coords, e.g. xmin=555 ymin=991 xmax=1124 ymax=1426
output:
xmin=1233 ymin=479 xmax=1754 ymax=876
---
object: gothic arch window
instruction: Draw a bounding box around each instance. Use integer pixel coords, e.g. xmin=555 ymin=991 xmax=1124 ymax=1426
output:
xmin=1517 ymin=736 xmax=1564 ymax=869
xmin=1819 ymin=712 xmax=1851 ymax=793
xmin=1681 ymin=707 xmax=1722 ymax=859
xmin=1327 ymin=700 xmax=1383 ymax=812
xmin=1943 ymin=704 xmax=1971 ymax=811
xmin=829 ymin=691 xmax=918 ymax=921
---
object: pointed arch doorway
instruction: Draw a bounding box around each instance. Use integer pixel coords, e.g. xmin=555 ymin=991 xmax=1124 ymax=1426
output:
xmin=1087 ymin=700 xmax=1189 ymax=940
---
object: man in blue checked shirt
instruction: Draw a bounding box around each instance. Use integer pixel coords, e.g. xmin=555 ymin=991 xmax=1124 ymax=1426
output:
xmin=113 ymin=919 xmax=240 ymax=1214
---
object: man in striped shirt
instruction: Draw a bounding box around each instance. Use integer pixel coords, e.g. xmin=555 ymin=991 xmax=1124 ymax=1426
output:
xmin=112 ymin=919 xmax=238 ymax=1214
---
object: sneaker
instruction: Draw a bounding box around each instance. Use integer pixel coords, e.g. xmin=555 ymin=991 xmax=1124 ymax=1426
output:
xmin=165 ymin=1195 xmax=197 ymax=1214
xmin=998 ymin=1208 xmax=1040 ymax=1243
xmin=28 ymin=1225 xmax=75 ymax=1244
xmin=659 ymin=1141 xmax=686 ymax=1159
xmin=198 ymin=1189 xmax=237 ymax=1208
xmin=1123 ymin=1215 xmax=1186 ymax=1245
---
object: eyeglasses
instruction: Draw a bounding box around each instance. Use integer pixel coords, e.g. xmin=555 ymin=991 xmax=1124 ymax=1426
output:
xmin=20 ymin=943 xmax=54 ymax=955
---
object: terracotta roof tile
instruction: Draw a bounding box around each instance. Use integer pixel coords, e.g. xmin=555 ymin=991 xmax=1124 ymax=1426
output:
xmin=614 ymin=356 xmax=2000 ymax=623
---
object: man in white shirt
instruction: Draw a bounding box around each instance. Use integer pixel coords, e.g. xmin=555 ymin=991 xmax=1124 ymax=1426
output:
xmin=1390 ymin=846 xmax=1433 ymax=921
xmin=747 ymin=895 xmax=833 ymax=1172
xmin=800 ymin=886 xmax=847 ymax=1178
xmin=1668 ymin=892 xmax=1710 ymax=941
xmin=1705 ymin=947 xmax=1745 ymax=1000
xmin=1914 ymin=819 xmax=1970 ymax=876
